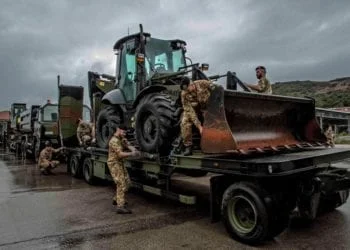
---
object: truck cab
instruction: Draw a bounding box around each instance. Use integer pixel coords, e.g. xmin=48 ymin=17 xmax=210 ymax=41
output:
xmin=33 ymin=102 xmax=60 ymax=161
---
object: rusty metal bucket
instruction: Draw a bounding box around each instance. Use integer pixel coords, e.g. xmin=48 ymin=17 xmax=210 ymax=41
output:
xmin=201 ymin=86 xmax=326 ymax=154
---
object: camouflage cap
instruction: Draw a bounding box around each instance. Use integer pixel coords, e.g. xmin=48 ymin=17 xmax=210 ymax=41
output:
xmin=45 ymin=140 xmax=52 ymax=146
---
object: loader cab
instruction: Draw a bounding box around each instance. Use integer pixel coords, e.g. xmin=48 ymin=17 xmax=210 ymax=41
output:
xmin=10 ymin=103 xmax=26 ymax=130
xmin=39 ymin=103 xmax=58 ymax=122
xmin=114 ymin=33 xmax=187 ymax=103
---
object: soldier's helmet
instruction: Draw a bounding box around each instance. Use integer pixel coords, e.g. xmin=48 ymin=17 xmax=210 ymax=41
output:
xmin=45 ymin=141 xmax=52 ymax=147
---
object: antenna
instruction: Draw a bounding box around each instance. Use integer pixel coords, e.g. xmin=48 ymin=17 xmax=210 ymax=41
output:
xmin=128 ymin=27 xmax=130 ymax=35
xmin=57 ymin=75 xmax=60 ymax=87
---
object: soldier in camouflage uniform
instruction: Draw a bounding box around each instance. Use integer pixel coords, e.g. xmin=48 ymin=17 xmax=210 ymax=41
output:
xmin=324 ymin=124 xmax=335 ymax=148
xmin=180 ymin=77 xmax=216 ymax=156
xmin=246 ymin=66 xmax=272 ymax=94
xmin=77 ymin=118 xmax=94 ymax=147
xmin=38 ymin=141 xmax=63 ymax=175
xmin=107 ymin=125 xmax=139 ymax=214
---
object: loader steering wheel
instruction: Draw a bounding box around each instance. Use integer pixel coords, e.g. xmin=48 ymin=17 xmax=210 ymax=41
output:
xmin=154 ymin=63 xmax=166 ymax=72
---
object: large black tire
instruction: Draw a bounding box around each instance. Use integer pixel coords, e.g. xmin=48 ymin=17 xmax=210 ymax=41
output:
xmin=70 ymin=155 xmax=81 ymax=178
xmin=221 ymin=182 xmax=269 ymax=244
xmin=83 ymin=158 xmax=97 ymax=185
xmin=135 ymin=93 xmax=179 ymax=155
xmin=221 ymin=182 xmax=289 ymax=244
xmin=96 ymin=106 xmax=121 ymax=149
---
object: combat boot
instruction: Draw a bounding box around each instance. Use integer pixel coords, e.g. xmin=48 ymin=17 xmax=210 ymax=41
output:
xmin=40 ymin=169 xmax=49 ymax=175
xmin=113 ymin=200 xmax=128 ymax=206
xmin=116 ymin=206 xmax=132 ymax=214
xmin=183 ymin=146 xmax=192 ymax=156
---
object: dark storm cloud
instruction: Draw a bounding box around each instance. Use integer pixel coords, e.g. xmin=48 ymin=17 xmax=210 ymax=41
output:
xmin=1 ymin=0 xmax=350 ymax=110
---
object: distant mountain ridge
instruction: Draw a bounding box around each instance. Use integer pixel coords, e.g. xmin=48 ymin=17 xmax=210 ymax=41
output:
xmin=272 ymin=77 xmax=350 ymax=108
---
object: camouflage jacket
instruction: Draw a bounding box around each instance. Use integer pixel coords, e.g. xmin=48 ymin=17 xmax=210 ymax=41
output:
xmin=77 ymin=121 xmax=92 ymax=138
xmin=181 ymin=80 xmax=214 ymax=111
xmin=38 ymin=147 xmax=60 ymax=164
xmin=257 ymin=77 xmax=272 ymax=94
xmin=107 ymin=135 xmax=130 ymax=164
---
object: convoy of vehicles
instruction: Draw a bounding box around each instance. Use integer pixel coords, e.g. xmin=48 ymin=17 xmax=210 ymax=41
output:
xmin=6 ymin=101 xmax=60 ymax=160
xmin=3 ymin=24 xmax=350 ymax=245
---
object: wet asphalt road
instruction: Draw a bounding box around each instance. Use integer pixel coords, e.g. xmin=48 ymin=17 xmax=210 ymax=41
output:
xmin=0 ymin=147 xmax=350 ymax=249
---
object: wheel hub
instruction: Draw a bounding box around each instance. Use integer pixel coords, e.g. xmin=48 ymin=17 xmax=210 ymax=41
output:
xmin=228 ymin=195 xmax=257 ymax=234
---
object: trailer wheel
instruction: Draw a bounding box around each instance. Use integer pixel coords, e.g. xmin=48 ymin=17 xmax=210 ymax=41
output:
xmin=221 ymin=182 xmax=269 ymax=244
xmin=83 ymin=158 xmax=97 ymax=185
xmin=318 ymin=190 xmax=350 ymax=214
xmin=70 ymin=155 xmax=81 ymax=178
xmin=135 ymin=93 xmax=179 ymax=155
xmin=96 ymin=106 xmax=121 ymax=149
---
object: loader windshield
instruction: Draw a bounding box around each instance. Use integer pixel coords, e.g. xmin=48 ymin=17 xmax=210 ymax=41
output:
xmin=145 ymin=38 xmax=185 ymax=79
xmin=41 ymin=104 xmax=58 ymax=122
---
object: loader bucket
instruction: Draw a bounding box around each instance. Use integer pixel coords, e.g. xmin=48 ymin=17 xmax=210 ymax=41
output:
xmin=201 ymin=86 xmax=327 ymax=154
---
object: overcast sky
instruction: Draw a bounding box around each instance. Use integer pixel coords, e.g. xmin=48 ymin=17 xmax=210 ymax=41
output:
xmin=1 ymin=0 xmax=350 ymax=110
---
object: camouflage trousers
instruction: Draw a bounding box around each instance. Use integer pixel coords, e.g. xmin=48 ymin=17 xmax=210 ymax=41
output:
xmin=107 ymin=162 xmax=131 ymax=207
xmin=39 ymin=159 xmax=60 ymax=170
xmin=181 ymin=107 xmax=202 ymax=147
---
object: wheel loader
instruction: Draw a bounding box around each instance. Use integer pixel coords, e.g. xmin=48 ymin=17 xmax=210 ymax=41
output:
xmin=94 ymin=24 xmax=327 ymax=155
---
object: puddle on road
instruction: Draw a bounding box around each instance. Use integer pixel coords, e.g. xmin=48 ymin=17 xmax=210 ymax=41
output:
xmin=0 ymin=149 xmax=88 ymax=196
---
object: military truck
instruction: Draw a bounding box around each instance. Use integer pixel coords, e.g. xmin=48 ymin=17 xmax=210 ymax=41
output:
xmin=7 ymin=101 xmax=61 ymax=160
xmin=58 ymin=25 xmax=350 ymax=245
xmin=7 ymin=103 xmax=27 ymax=152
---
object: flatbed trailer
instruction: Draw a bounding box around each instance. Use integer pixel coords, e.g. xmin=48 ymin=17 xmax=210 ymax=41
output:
xmin=64 ymin=145 xmax=350 ymax=244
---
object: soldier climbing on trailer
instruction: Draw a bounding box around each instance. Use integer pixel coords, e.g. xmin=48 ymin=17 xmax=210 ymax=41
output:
xmin=180 ymin=76 xmax=216 ymax=156
xmin=77 ymin=118 xmax=95 ymax=147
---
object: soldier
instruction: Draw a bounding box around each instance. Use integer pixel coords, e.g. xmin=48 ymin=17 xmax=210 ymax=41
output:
xmin=180 ymin=77 xmax=216 ymax=156
xmin=107 ymin=125 xmax=140 ymax=214
xmin=246 ymin=66 xmax=272 ymax=94
xmin=38 ymin=141 xmax=63 ymax=175
xmin=77 ymin=118 xmax=94 ymax=147
xmin=325 ymin=124 xmax=335 ymax=148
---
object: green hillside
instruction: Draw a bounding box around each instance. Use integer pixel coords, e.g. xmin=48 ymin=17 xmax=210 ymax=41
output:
xmin=272 ymin=77 xmax=350 ymax=108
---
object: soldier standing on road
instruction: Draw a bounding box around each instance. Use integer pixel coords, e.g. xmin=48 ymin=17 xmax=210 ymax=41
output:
xmin=325 ymin=124 xmax=335 ymax=148
xmin=180 ymin=77 xmax=216 ymax=156
xmin=246 ymin=66 xmax=272 ymax=94
xmin=38 ymin=141 xmax=64 ymax=175
xmin=107 ymin=125 xmax=140 ymax=214
xmin=77 ymin=118 xmax=94 ymax=147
